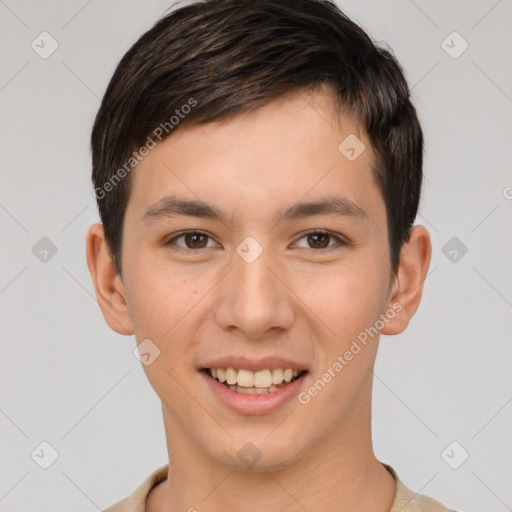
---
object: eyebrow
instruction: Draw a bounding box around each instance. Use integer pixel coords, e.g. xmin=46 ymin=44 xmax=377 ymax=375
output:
xmin=142 ymin=194 xmax=369 ymax=224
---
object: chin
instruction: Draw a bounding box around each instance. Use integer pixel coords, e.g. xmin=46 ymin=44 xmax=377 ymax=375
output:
xmin=208 ymin=433 xmax=308 ymax=473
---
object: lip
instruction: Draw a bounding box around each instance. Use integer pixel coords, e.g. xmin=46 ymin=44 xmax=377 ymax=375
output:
xmin=201 ymin=370 xmax=308 ymax=415
xmin=200 ymin=355 xmax=308 ymax=372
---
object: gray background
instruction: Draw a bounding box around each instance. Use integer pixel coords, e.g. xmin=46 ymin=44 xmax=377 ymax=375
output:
xmin=1 ymin=0 xmax=511 ymax=510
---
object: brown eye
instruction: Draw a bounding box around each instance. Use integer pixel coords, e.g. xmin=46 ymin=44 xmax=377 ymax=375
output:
xmin=307 ymin=232 xmax=330 ymax=248
xmin=183 ymin=232 xmax=208 ymax=249
xmin=295 ymin=230 xmax=346 ymax=250
xmin=165 ymin=230 xmax=215 ymax=251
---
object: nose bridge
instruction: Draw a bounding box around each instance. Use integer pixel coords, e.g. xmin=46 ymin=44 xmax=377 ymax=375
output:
xmin=215 ymin=242 xmax=294 ymax=339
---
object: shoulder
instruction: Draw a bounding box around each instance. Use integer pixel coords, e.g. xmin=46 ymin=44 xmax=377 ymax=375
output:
xmin=103 ymin=496 xmax=130 ymax=512
xmin=385 ymin=464 xmax=458 ymax=512
xmin=101 ymin=464 xmax=169 ymax=512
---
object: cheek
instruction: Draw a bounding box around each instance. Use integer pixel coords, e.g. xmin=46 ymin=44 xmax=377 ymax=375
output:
xmin=127 ymin=267 xmax=203 ymax=401
xmin=127 ymin=260 xmax=202 ymax=339
xmin=297 ymin=259 xmax=386 ymax=343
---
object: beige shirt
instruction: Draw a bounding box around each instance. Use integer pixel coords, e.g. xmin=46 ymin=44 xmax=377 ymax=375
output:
xmin=102 ymin=463 xmax=456 ymax=512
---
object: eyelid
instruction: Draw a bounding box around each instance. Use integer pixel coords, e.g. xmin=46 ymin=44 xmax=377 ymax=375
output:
xmin=164 ymin=229 xmax=348 ymax=251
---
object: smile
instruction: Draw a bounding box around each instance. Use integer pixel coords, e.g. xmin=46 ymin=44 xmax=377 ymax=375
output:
xmin=206 ymin=367 xmax=307 ymax=394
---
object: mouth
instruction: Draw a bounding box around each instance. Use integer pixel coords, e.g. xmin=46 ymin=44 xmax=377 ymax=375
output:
xmin=202 ymin=367 xmax=308 ymax=395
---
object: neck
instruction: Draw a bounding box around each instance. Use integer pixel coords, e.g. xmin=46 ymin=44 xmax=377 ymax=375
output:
xmin=148 ymin=396 xmax=396 ymax=512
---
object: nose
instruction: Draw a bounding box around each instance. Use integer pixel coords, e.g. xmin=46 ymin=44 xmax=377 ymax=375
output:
xmin=213 ymin=244 xmax=295 ymax=341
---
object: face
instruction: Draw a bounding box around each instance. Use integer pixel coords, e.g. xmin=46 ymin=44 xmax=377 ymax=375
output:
xmin=116 ymin=89 xmax=397 ymax=470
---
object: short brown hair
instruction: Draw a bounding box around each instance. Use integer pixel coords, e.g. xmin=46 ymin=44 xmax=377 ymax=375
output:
xmin=91 ymin=0 xmax=423 ymax=279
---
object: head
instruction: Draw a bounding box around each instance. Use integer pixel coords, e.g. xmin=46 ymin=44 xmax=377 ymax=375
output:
xmin=87 ymin=0 xmax=431 ymax=471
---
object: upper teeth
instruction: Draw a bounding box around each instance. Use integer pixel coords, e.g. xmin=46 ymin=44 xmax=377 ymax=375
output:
xmin=210 ymin=367 xmax=301 ymax=388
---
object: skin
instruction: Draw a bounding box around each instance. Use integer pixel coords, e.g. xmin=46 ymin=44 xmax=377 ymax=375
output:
xmin=87 ymin=87 xmax=431 ymax=512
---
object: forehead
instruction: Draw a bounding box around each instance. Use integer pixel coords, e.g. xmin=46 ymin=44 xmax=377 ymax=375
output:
xmin=126 ymin=89 xmax=384 ymax=227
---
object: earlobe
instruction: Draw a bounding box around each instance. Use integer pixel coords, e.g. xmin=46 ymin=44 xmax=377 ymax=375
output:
xmin=86 ymin=222 xmax=134 ymax=336
xmin=381 ymin=225 xmax=432 ymax=336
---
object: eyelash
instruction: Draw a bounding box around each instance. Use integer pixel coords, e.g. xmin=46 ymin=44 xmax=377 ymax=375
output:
xmin=164 ymin=229 xmax=347 ymax=253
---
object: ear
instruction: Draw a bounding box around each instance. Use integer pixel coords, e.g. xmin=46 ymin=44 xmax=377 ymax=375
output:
xmin=86 ymin=222 xmax=134 ymax=336
xmin=381 ymin=225 xmax=432 ymax=336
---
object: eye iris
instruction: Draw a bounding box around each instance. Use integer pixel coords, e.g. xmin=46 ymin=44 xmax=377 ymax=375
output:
xmin=185 ymin=233 xmax=208 ymax=248
xmin=308 ymin=233 xmax=329 ymax=248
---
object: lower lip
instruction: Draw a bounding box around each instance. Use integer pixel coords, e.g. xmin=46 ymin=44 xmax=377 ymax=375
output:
xmin=201 ymin=371 xmax=308 ymax=415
